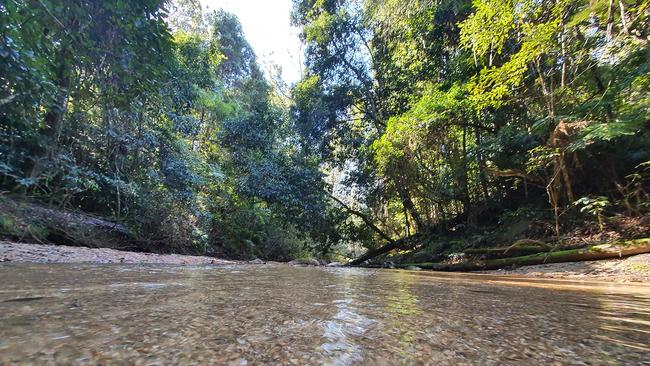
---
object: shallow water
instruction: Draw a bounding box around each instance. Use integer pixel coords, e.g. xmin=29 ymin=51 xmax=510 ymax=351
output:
xmin=1 ymin=264 xmax=649 ymax=365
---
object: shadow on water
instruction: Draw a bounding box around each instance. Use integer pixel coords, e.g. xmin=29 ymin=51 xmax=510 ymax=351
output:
xmin=0 ymin=263 xmax=649 ymax=365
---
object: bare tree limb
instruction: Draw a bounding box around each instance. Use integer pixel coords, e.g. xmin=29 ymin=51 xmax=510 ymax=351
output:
xmin=327 ymin=191 xmax=394 ymax=243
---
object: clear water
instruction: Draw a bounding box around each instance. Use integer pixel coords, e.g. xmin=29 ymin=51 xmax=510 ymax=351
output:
xmin=1 ymin=264 xmax=649 ymax=365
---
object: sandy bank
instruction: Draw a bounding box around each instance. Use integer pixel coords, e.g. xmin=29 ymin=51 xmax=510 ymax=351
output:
xmin=0 ymin=241 xmax=234 ymax=265
xmin=480 ymin=253 xmax=650 ymax=282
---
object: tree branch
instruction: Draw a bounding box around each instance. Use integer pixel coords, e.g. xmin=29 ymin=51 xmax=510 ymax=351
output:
xmin=327 ymin=191 xmax=394 ymax=243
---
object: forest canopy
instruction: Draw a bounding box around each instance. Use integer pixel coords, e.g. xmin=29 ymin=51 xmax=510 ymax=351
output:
xmin=1 ymin=0 xmax=648 ymax=262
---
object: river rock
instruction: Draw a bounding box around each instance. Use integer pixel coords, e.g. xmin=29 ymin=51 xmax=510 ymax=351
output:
xmin=405 ymin=265 xmax=422 ymax=271
xmin=326 ymin=262 xmax=342 ymax=267
xmin=248 ymin=258 xmax=265 ymax=265
xmin=288 ymin=258 xmax=320 ymax=266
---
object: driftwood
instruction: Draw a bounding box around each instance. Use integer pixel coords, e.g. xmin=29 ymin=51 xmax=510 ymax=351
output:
xmin=396 ymin=238 xmax=650 ymax=272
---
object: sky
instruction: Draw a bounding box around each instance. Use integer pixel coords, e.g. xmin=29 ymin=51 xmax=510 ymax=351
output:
xmin=200 ymin=0 xmax=304 ymax=85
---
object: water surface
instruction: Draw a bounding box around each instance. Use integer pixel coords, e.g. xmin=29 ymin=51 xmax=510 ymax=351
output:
xmin=1 ymin=264 xmax=649 ymax=365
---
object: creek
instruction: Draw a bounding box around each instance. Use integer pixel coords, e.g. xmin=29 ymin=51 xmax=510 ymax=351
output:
xmin=1 ymin=264 xmax=648 ymax=364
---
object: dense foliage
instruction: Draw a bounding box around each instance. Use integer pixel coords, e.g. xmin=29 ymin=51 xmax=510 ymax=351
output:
xmin=291 ymin=0 xmax=649 ymax=255
xmin=0 ymin=0 xmax=336 ymax=259
xmin=1 ymin=0 xmax=648 ymax=261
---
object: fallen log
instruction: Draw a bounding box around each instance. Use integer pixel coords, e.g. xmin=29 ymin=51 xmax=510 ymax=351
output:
xmin=463 ymin=245 xmax=550 ymax=259
xmin=348 ymin=240 xmax=401 ymax=266
xmin=397 ymin=238 xmax=650 ymax=272
xmin=1 ymin=197 xmax=137 ymax=250
xmin=347 ymin=233 xmax=428 ymax=266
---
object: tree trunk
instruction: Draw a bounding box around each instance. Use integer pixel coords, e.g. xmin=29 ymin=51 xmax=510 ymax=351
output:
xmin=606 ymin=0 xmax=615 ymax=40
xmin=460 ymin=126 xmax=470 ymax=216
xmin=475 ymin=128 xmax=490 ymax=201
xmin=397 ymin=239 xmax=650 ymax=271
xmin=463 ymin=245 xmax=550 ymax=259
xmin=348 ymin=240 xmax=401 ymax=266
xmin=618 ymin=0 xmax=629 ymax=34
xmin=347 ymin=234 xmax=422 ymax=266
xmin=396 ymin=184 xmax=424 ymax=232
xmin=43 ymin=45 xmax=71 ymax=142
xmin=560 ymin=24 xmax=567 ymax=88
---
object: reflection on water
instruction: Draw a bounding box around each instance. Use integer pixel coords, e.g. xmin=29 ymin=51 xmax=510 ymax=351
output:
xmin=0 ymin=264 xmax=649 ymax=365
xmin=384 ymin=271 xmax=422 ymax=359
